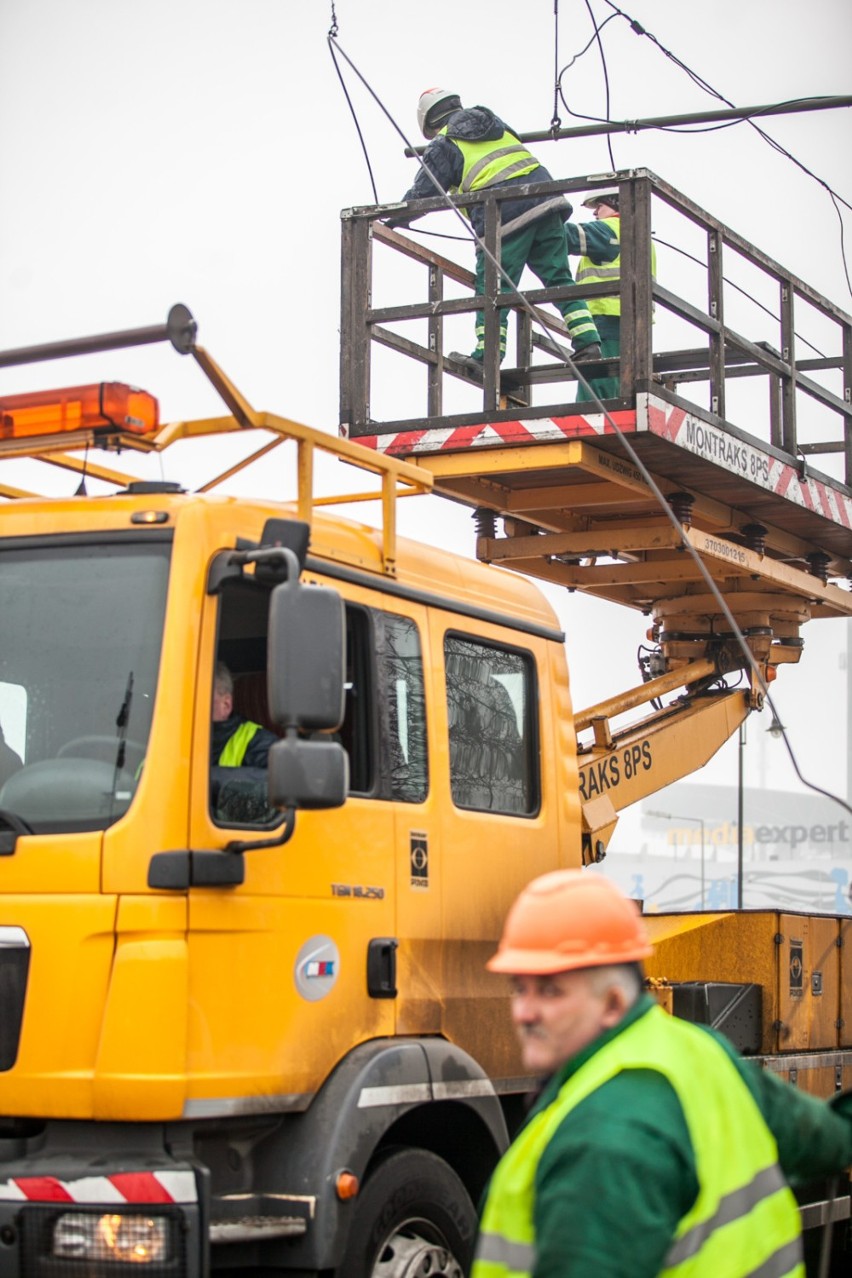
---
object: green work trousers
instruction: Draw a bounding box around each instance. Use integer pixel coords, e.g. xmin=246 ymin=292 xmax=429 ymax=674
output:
xmin=576 ymin=313 xmax=621 ymax=402
xmin=473 ymin=211 xmax=600 ymax=361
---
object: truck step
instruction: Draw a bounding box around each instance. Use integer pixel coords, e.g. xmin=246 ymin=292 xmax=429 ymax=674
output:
xmin=210 ymin=1215 xmax=308 ymax=1244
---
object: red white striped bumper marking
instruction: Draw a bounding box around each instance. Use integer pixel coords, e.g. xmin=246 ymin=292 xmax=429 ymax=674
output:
xmin=0 ymin=1170 xmax=196 ymax=1203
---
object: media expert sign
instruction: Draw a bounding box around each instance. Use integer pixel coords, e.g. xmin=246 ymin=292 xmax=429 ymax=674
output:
xmin=579 ymin=740 xmax=653 ymax=802
xmin=662 ymin=819 xmax=851 ymax=854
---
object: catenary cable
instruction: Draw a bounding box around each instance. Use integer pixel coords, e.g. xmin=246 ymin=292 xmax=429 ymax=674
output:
xmin=553 ymin=17 xmax=852 ymax=295
xmin=830 ymin=192 xmax=852 ymax=296
xmin=651 ymin=234 xmax=829 ymax=360
xmin=596 ymin=0 xmax=852 ymax=296
xmin=560 ymin=0 xmax=852 ymax=296
xmin=550 ymin=0 xmax=561 ymax=135
xmin=325 ymin=33 xmax=852 ymax=821
xmin=556 ymin=14 xmax=618 ymax=85
xmin=327 ymin=8 xmax=380 ymax=204
xmin=583 ymin=0 xmax=616 ymax=169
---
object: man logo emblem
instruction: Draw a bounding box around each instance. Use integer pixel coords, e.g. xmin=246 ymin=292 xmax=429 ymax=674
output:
xmin=789 ymin=940 xmax=803 ymax=998
xmin=410 ymin=833 xmax=429 ymax=889
xmin=294 ymin=936 xmax=341 ymax=1002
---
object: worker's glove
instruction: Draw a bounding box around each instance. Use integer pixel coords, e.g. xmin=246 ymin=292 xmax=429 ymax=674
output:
xmin=379 ymin=203 xmax=413 ymax=231
xmin=382 ymin=214 xmax=411 ymax=231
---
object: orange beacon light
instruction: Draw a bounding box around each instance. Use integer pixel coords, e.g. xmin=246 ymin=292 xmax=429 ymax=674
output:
xmin=0 ymin=383 xmax=159 ymax=440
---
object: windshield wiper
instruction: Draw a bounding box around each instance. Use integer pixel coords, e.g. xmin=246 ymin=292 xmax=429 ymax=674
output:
xmin=114 ymin=672 xmax=134 ymax=772
xmin=109 ymin=672 xmax=135 ymax=818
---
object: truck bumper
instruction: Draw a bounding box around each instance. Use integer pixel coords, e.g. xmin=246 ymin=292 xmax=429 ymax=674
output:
xmin=0 ymin=1144 xmax=204 ymax=1278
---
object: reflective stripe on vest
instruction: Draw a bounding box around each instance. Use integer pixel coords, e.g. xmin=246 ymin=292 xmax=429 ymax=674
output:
xmin=218 ymin=720 xmax=260 ymax=766
xmin=441 ymin=129 xmax=539 ymax=199
xmin=574 ymin=215 xmax=657 ymax=317
xmin=472 ymin=1004 xmax=803 ymax=1278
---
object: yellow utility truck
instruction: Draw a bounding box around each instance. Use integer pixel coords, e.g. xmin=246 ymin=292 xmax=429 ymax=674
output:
xmin=0 ymin=168 xmax=851 ymax=1276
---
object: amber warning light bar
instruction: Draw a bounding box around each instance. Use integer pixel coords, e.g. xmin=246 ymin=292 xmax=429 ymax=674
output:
xmin=0 ymin=382 xmax=159 ymax=440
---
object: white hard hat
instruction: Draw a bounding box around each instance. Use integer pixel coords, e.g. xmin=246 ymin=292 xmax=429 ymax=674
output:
xmin=582 ymin=190 xmax=619 ymax=209
xmin=417 ymin=88 xmax=462 ymax=139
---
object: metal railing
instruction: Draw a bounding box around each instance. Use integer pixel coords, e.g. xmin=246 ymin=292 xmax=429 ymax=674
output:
xmin=339 ymin=169 xmax=852 ymax=482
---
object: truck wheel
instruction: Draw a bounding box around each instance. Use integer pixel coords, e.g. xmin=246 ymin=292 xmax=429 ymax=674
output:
xmin=345 ymin=1148 xmax=477 ymax=1278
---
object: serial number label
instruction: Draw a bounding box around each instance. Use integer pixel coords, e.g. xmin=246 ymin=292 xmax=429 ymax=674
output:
xmin=579 ymin=740 xmax=653 ymax=801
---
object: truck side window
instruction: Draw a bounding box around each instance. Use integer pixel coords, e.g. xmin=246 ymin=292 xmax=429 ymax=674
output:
xmin=375 ymin=612 xmax=427 ymax=803
xmin=444 ymin=635 xmax=537 ymax=815
xmin=342 ymin=606 xmax=373 ymax=794
xmin=0 ymin=681 xmax=26 ymax=787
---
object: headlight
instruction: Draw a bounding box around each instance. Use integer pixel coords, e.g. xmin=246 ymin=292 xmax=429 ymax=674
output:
xmin=52 ymin=1212 xmax=170 ymax=1264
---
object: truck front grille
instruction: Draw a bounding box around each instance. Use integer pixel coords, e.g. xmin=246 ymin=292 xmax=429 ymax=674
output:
xmin=0 ymin=927 xmax=30 ymax=1071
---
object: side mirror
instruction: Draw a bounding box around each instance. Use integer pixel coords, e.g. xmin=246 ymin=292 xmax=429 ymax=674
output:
xmin=268 ymin=737 xmax=348 ymax=811
xmin=267 ymin=569 xmax=345 ymax=732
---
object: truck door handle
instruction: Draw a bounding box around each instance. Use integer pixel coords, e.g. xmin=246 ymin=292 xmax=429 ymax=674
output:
xmin=367 ymin=938 xmax=398 ymax=999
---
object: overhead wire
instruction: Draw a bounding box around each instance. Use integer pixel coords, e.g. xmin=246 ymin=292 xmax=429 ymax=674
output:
xmin=326 ymin=1 xmax=474 ymax=243
xmin=550 ymin=0 xmax=562 ymax=134
xmin=582 ymin=0 xmax=616 ymax=169
xmin=596 ymin=0 xmax=852 ymax=297
xmin=556 ymin=15 xmax=618 ymax=82
xmin=651 ymin=234 xmax=829 ymax=359
xmin=554 ymin=3 xmax=619 ymax=149
xmin=327 ymin=8 xmax=380 ymax=204
xmin=402 ymin=226 xmax=471 ymax=242
xmin=830 ymin=192 xmax=852 ymax=297
xmin=325 ymin=30 xmax=852 ymax=823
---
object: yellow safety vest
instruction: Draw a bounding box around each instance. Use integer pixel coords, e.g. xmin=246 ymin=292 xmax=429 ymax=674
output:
xmin=441 ymin=128 xmax=539 ymax=200
xmin=575 ymin=215 xmax=657 ymax=317
xmin=218 ymin=720 xmax=260 ymax=767
xmin=473 ymin=1004 xmax=803 ymax=1278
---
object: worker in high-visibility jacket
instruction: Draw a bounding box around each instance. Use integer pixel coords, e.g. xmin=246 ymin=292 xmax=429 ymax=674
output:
xmin=211 ymin=661 xmax=277 ymax=769
xmin=393 ymin=89 xmax=601 ymax=371
xmin=473 ymin=870 xmax=852 ymax=1278
xmin=566 ymin=189 xmax=657 ymax=403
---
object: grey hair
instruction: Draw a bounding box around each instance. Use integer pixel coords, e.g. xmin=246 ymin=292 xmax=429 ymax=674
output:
xmin=585 ymin=963 xmax=644 ymax=1007
xmin=214 ymin=661 xmax=233 ymax=695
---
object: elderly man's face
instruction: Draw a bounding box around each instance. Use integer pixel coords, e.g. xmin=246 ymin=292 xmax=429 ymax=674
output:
xmin=509 ymin=969 xmax=621 ymax=1074
xmin=212 ymin=683 xmax=233 ymax=723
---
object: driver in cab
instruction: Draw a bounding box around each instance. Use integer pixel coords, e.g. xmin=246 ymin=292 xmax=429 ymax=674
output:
xmin=211 ymin=662 xmax=277 ymax=769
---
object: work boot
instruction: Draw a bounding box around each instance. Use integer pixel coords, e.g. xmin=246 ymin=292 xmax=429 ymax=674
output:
xmin=572 ymin=342 xmax=602 ymax=363
xmin=449 ymin=351 xmax=485 ymax=380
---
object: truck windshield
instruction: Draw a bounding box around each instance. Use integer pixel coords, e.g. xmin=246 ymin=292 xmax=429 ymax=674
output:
xmin=0 ymin=537 xmax=171 ymax=832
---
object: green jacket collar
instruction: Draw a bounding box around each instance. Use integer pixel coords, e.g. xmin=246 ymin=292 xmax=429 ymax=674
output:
xmin=532 ymin=992 xmax=656 ymax=1115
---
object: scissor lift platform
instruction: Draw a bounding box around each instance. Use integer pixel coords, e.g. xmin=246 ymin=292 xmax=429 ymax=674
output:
xmin=342 ymin=171 xmax=852 ymax=636
xmin=358 ymin=388 xmax=852 ymax=627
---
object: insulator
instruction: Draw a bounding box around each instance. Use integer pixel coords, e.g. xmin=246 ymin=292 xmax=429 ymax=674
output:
xmin=669 ymin=491 xmax=694 ymax=526
xmin=742 ymin=523 xmax=767 ymax=555
xmin=807 ymin=551 xmax=830 ymax=584
xmin=472 ymin=507 xmax=496 ymax=539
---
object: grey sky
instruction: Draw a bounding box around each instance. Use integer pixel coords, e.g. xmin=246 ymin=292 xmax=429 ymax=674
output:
xmin=1 ymin=0 xmax=851 ymax=821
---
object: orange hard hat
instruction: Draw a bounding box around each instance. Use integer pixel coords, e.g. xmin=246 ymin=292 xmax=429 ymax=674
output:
xmin=486 ymin=870 xmax=652 ymax=975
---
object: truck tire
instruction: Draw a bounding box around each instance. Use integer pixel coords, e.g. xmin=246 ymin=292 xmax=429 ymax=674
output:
xmin=343 ymin=1147 xmax=477 ymax=1277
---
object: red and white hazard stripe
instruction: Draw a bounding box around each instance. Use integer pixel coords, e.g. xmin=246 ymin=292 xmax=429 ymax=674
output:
xmin=358 ymin=409 xmax=636 ymax=457
xmin=359 ymin=392 xmax=852 ymax=537
xmin=0 ymin=1170 xmax=196 ymax=1204
xmin=642 ymin=395 xmax=852 ymax=530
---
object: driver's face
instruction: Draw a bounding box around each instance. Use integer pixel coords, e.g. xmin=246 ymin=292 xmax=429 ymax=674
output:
xmin=212 ymin=684 xmax=233 ymax=723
